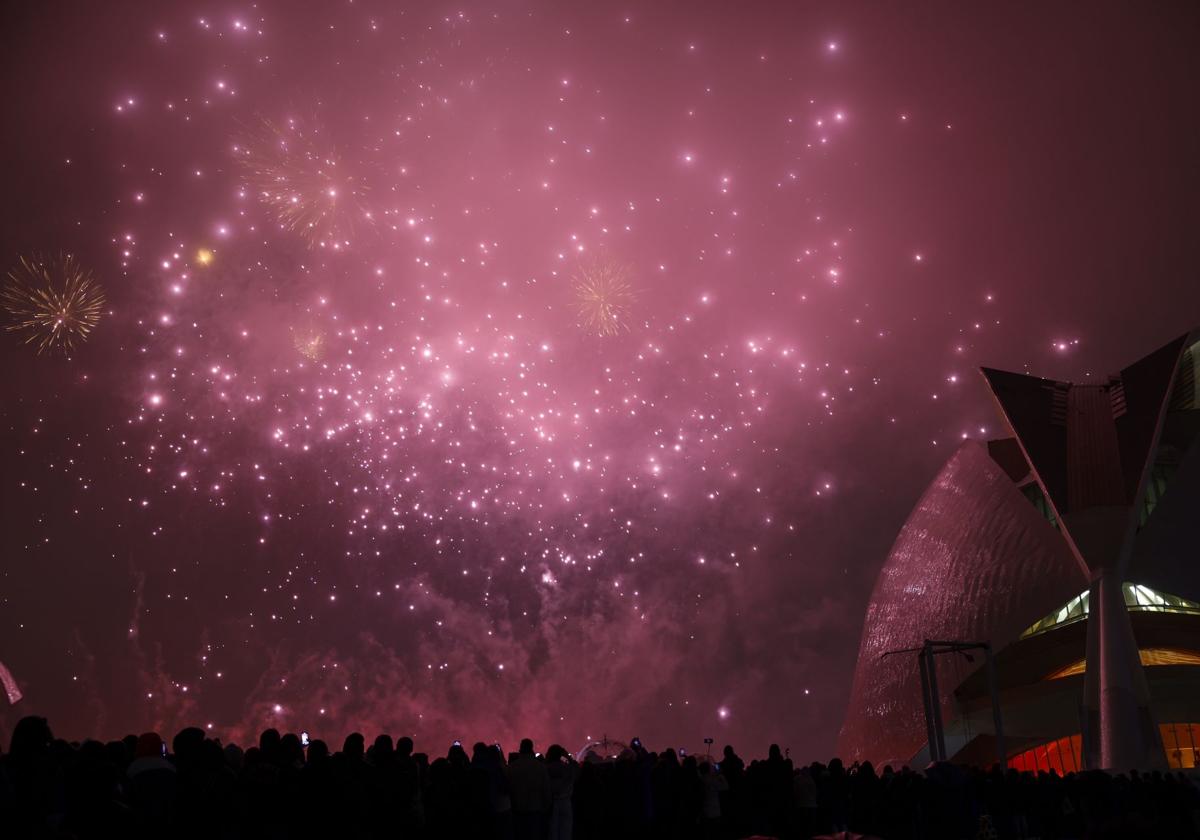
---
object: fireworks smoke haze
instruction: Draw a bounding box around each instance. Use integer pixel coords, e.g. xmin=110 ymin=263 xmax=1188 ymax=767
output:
xmin=2 ymin=1 xmax=1200 ymax=758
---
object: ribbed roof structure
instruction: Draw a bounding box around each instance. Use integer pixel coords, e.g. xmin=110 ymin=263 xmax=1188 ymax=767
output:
xmin=838 ymin=440 xmax=1082 ymax=767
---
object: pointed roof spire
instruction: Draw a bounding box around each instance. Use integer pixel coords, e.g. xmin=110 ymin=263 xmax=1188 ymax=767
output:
xmin=982 ymin=335 xmax=1188 ymax=518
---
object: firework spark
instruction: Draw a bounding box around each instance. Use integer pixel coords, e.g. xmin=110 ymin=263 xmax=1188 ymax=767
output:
xmin=572 ymin=256 xmax=636 ymax=337
xmin=235 ymin=118 xmax=370 ymax=250
xmin=2 ymin=254 xmax=106 ymax=355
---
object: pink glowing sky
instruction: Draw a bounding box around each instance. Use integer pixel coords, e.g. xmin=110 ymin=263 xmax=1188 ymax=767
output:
xmin=2 ymin=1 xmax=1199 ymax=759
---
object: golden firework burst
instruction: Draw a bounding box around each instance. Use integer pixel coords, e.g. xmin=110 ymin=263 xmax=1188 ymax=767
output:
xmin=2 ymin=253 xmax=106 ymax=355
xmin=235 ymin=118 xmax=369 ymax=250
xmin=572 ymin=256 xmax=636 ymax=337
xmin=292 ymin=324 xmax=326 ymax=361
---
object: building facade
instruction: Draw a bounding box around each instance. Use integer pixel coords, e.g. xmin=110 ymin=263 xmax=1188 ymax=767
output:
xmin=839 ymin=332 xmax=1200 ymax=771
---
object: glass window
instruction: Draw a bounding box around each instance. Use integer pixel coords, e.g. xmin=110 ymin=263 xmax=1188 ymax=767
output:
xmin=1046 ymin=739 xmax=1064 ymax=775
xmin=1009 ymin=729 xmax=1194 ymax=771
xmin=1057 ymin=737 xmax=1076 ymax=773
xmin=1179 ymin=724 xmax=1196 ymax=769
xmin=1045 ymin=647 xmax=1200 ymax=680
xmin=1021 ymin=583 xmax=1200 ymax=639
xmin=1159 ymin=724 xmax=1200 ymax=769
xmin=1034 ymin=743 xmax=1050 ymax=773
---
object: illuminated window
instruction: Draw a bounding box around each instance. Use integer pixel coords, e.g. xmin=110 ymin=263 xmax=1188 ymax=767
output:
xmin=1007 ymin=735 xmax=1081 ymax=774
xmin=1162 ymin=723 xmax=1200 ymax=769
xmin=1045 ymin=647 xmax=1200 ymax=680
xmin=1007 ymin=725 xmax=1200 ymax=771
xmin=1020 ymin=583 xmax=1200 ymax=639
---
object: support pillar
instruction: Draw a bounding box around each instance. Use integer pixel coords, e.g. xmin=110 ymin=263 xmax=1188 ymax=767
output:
xmin=1082 ymin=573 xmax=1165 ymax=770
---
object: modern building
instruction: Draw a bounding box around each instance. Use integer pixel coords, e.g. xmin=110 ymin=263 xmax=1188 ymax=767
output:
xmin=839 ymin=332 xmax=1200 ymax=772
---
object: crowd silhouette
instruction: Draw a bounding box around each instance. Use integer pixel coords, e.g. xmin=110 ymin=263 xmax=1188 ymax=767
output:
xmin=2 ymin=715 xmax=1199 ymax=838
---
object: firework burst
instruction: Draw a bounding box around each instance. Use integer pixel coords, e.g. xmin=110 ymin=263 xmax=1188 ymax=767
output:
xmin=235 ymin=118 xmax=371 ymax=250
xmin=292 ymin=324 xmax=326 ymax=361
xmin=2 ymin=254 xmax=106 ymax=355
xmin=572 ymin=256 xmax=636 ymax=337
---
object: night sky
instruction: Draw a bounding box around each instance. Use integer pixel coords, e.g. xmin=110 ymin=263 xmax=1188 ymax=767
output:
xmin=3 ymin=1 xmax=1200 ymax=760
